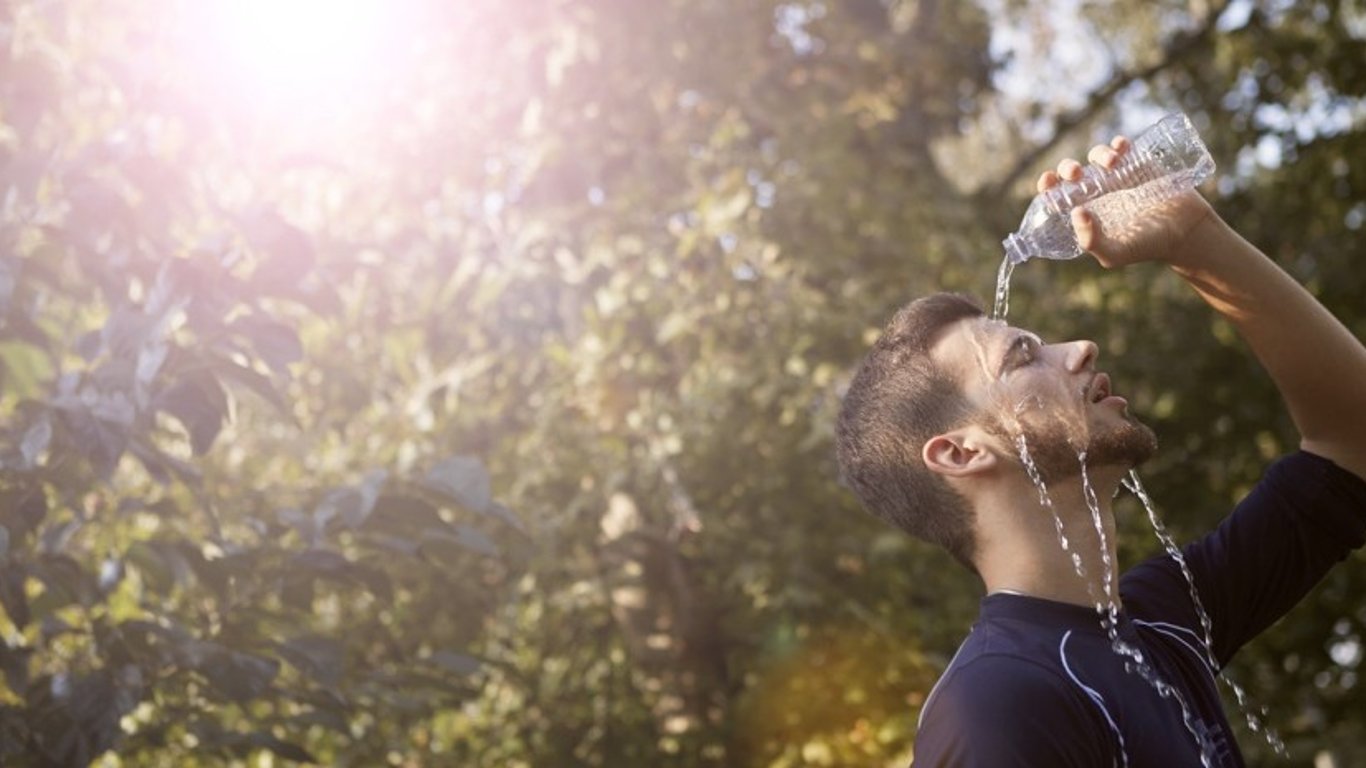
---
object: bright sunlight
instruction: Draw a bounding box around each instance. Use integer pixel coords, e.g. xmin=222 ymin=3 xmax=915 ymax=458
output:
xmin=181 ymin=0 xmax=412 ymax=123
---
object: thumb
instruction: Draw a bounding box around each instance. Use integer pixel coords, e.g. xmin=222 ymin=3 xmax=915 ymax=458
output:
xmin=1070 ymin=203 xmax=1103 ymax=251
xmin=1070 ymin=206 xmax=1110 ymax=263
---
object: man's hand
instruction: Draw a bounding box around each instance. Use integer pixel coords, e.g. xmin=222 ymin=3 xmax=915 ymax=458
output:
xmin=1036 ymin=135 xmax=1217 ymax=269
xmin=1043 ymin=133 xmax=1366 ymax=480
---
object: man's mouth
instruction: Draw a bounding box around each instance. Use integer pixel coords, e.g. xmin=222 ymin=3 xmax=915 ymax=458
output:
xmin=1087 ymin=373 xmax=1112 ymax=404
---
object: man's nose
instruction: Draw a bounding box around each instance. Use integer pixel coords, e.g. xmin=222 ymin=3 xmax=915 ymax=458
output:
xmin=1060 ymin=340 xmax=1099 ymax=372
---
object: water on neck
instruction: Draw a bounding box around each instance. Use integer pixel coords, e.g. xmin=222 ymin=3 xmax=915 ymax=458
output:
xmin=1009 ymin=433 xmax=1214 ymax=766
xmin=1070 ymin=449 xmax=1216 ymax=768
xmin=1078 ymin=452 xmax=1117 ymax=611
xmin=1013 ymin=434 xmax=1085 ymax=579
xmin=1123 ymin=470 xmax=1287 ymax=756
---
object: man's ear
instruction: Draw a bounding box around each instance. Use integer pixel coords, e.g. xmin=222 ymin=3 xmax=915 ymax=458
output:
xmin=922 ymin=428 xmax=999 ymax=478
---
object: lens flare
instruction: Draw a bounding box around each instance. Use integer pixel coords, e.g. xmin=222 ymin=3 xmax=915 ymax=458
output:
xmin=225 ymin=0 xmax=383 ymax=92
xmin=182 ymin=0 xmax=413 ymax=124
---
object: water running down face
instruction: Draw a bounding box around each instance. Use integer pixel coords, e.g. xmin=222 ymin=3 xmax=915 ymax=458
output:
xmin=936 ymin=317 xmax=1158 ymax=480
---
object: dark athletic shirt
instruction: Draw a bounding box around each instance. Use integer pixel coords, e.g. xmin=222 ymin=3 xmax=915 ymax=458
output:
xmin=913 ymin=451 xmax=1366 ymax=767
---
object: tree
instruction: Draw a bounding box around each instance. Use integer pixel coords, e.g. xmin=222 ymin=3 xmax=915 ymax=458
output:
xmin=1 ymin=0 xmax=1363 ymax=765
xmin=1 ymin=2 xmax=524 ymax=764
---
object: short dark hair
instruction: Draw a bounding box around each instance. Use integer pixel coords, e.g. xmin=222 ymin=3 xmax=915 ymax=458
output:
xmin=835 ymin=293 xmax=984 ymax=570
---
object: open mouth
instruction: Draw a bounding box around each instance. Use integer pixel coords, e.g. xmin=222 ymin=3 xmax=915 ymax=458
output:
xmin=1087 ymin=373 xmax=1112 ymax=404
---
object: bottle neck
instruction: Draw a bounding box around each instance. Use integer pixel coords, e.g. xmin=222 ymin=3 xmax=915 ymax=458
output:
xmin=1003 ymin=232 xmax=1034 ymax=265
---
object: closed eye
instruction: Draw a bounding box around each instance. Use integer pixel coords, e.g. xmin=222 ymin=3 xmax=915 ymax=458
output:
xmin=999 ymin=335 xmax=1041 ymax=376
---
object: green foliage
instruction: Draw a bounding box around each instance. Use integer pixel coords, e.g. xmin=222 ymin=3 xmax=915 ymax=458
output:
xmin=0 ymin=3 xmax=526 ymax=764
xmin=1 ymin=0 xmax=1364 ymax=765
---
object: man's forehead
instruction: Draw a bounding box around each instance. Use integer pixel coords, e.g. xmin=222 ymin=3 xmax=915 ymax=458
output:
xmin=930 ymin=317 xmax=1032 ymax=382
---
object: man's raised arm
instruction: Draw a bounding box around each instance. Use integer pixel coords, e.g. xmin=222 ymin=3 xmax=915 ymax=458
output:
xmin=1059 ymin=137 xmax=1366 ymax=480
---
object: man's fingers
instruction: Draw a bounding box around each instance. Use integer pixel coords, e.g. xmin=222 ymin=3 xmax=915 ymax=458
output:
xmin=1087 ymin=135 xmax=1131 ymax=170
xmin=1088 ymin=144 xmax=1120 ymax=169
xmin=1042 ymin=138 xmax=1128 ymax=192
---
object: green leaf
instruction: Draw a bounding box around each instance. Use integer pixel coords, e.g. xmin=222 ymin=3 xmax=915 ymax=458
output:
xmin=0 ymin=340 xmax=55 ymax=400
xmin=194 ymin=645 xmax=280 ymax=703
xmin=211 ymin=356 xmax=295 ymax=419
xmin=312 ymin=488 xmax=359 ymax=531
xmin=276 ymin=507 xmax=319 ymax=544
xmin=55 ymin=406 xmax=128 ymax=478
xmin=128 ymin=437 xmax=204 ymax=487
xmin=264 ymin=737 xmax=317 ymax=764
xmin=242 ymin=210 xmax=317 ymax=290
xmin=290 ymin=549 xmax=350 ymax=574
xmin=314 ymin=470 xmax=387 ymax=531
xmin=422 ymin=456 xmax=492 ymax=514
xmin=368 ymin=494 xmax=443 ymax=530
xmin=28 ymin=555 xmax=94 ymax=615
xmin=352 ymin=469 xmax=388 ymax=528
xmin=232 ymin=314 xmax=303 ymax=378
xmin=277 ymin=635 xmax=346 ymax=688
xmin=0 ymin=484 xmax=46 ymax=542
xmin=0 ymin=564 xmax=30 ymax=628
xmin=0 ymin=257 xmax=14 ymax=317
xmin=362 ymin=532 xmax=421 ymax=556
xmin=155 ymin=369 xmax=228 ymax=456
xmin=288 ymin=706 xmax=351 ymax=736
xmin=486 ymin=501 xmax=526 ymax=534
xmin=125 ymin=540 xmax=195 ymax=594
xmin=285 ymin=549 xmax=392 ymax=602
xmin=454 ymin=524 xmax=498 ymax=557
xmin=19 ymin=415 xmax=52 ymax=468
xmin=418 ymin=525 xmax=498 ymax=562
xmin=704 ymin=186 xmax=751 ymax=227
xmin=427 ymin=649 xmax=482 ymax=677
xmin=100 ymin=305 xmax=152 ymax=361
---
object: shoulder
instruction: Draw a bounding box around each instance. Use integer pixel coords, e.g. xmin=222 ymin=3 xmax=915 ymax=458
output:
xmin=914 ymin=651 xmax=1112 ymax=767
xmin=921 ymin=651 xmax=1086 ymax=721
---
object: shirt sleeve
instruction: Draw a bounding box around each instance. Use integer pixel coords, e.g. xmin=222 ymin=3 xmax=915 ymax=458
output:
xmin=1123 ymin=450 xmax=1366 ymax=667
xmin=912 ymin=655 xmax=1112 ymax=767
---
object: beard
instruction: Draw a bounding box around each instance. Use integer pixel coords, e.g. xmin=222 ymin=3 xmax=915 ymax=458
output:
xmin=991 ymin=408 xmax=1158 ymax=483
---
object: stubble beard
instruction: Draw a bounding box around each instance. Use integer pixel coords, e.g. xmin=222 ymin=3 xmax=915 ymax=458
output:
xmin=995 ymin=408 xmax=1159 ymax=482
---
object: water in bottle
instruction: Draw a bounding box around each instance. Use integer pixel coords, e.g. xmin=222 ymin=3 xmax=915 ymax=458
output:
xmin=993 ymin=112 xmax=1215 ymax=319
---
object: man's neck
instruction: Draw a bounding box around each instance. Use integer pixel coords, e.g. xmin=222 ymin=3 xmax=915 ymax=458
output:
xmin=974 ymin=467 xmax=1125 ymax=609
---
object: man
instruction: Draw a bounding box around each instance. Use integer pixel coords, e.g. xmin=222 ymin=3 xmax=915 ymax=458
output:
xmin=835 ymin=134 xmax=1366 ymax=765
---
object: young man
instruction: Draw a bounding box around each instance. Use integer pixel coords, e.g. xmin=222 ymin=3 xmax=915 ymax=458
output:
xmin=835 ymin=135 xmax=1366 ymax=765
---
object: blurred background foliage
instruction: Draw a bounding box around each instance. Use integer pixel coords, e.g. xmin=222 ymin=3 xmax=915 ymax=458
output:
xmin=0 ymin=0 xmax=1363 ymax=765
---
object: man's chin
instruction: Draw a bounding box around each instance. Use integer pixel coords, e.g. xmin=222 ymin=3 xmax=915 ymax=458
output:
xmin=1005 ymin=417 xmax=1158 ymax=483
xmin=1087 ymin=420 xmax=1159 ymax=470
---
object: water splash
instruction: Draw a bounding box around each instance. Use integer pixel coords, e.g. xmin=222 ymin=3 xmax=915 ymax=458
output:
xmin=1013 ymin=436 xmax=1132 ymax=766
xmin=1073 ymin=451 xmax=1215 ymax=767
xmin=1014 ymin=434 xmax=1085 ymax=579
xmin=1079 ymin=452 xmax=1117 ymax=610
xmin=1123 ymin=470 xmax=1287 ymax=756
xmin=1011 ymin=433 xmax=1219 ymax=766
xmin=1010 ymin=431 xmax=1215 ymax=765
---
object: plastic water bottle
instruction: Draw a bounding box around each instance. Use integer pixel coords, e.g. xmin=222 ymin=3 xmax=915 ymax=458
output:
xmin=1002 ymin=112 xmax=1215 ymax=265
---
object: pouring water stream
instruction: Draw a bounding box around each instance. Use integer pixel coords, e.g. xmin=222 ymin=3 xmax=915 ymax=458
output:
xmin=992 ymin=260 xmax=1286 ymax=758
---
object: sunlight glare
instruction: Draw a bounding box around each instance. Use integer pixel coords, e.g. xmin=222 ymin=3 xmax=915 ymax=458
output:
xmin=201 ymin=0 xmax=400 ymax=113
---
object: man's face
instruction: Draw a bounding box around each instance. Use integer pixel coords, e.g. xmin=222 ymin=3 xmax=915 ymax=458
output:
xmin=932 ymin=317 xmax=1157 ymax=479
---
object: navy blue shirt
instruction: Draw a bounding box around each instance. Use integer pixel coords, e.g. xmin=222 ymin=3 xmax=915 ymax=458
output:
xmin=913 ymin=451 xmax=1366 ymax=766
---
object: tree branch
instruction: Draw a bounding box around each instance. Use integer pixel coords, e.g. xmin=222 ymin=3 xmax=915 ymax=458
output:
xmin=983 ymin=0 xmax=1234 ymax=204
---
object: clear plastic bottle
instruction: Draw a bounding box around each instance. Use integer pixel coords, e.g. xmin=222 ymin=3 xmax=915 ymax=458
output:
xmin=1002 ymin=112 xmax=1216 ymax=265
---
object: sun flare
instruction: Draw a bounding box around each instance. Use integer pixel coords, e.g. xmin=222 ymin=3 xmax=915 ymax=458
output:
xmin=189 ymin=0 xmax=405 ymax=117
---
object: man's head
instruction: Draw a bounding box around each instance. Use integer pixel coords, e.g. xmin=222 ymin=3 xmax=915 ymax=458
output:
xmin=835 ymin=294 xmax=986 ymax=568
xmin=836 ymin=293 xmax=1157 ymax=571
